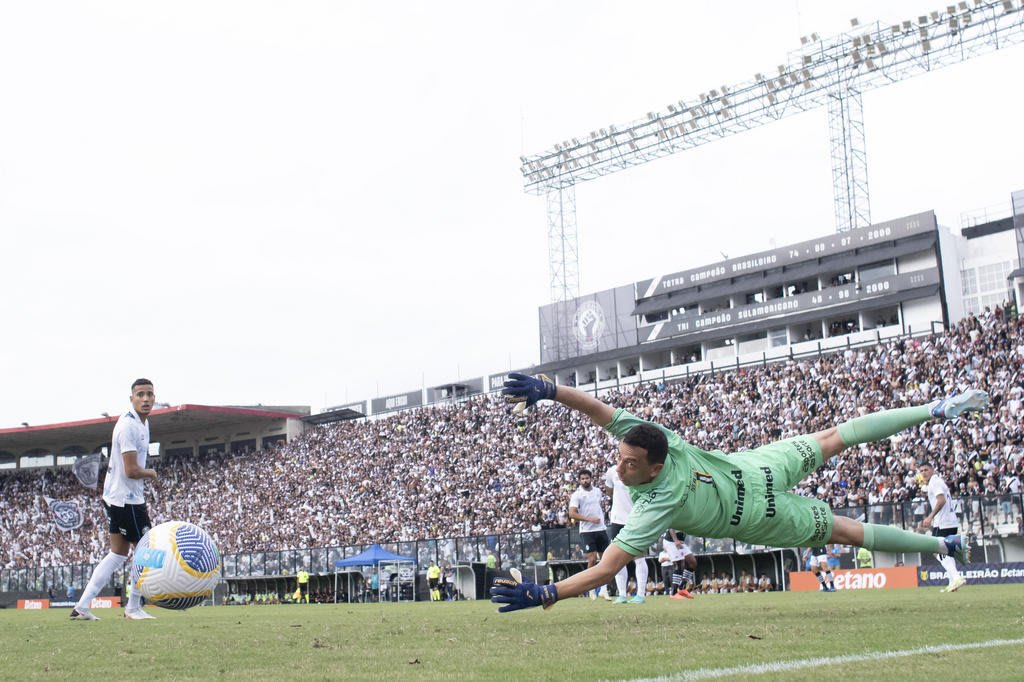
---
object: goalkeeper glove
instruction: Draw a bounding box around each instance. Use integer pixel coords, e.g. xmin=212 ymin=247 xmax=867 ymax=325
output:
xmin=489 ymin=568 xmax=558 ymax=613
xmin=502 ymin=373 xmax=556 ymax=413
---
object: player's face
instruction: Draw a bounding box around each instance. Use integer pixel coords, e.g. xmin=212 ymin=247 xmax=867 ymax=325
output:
xmin=579 ymin=473 xmax=592 ymax=489
xmin=616 ymin=442 xmax=662 ymax=486
xmin=131 ymin=384 xmax=155 ymax=417
xmin=918 ymin=465 xmax=933 ymax=483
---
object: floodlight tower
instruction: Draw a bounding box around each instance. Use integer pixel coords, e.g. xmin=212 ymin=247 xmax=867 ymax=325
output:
xmin=522 ymin=1 xmax=1024 ymax=336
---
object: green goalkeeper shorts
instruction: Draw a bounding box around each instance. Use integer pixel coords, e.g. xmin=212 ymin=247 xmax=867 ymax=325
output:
xmin=727 ymin=436 xmax=835 ymax=547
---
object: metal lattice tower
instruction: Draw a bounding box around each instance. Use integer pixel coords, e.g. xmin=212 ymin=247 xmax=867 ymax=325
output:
xmin=522 ymin=0 xmax=1024 ymax=310
xmin=546 ymin=186 xmax=580 ymax=360
xmin=828 ymin=83 xmax=870 ymax=231
xmin=547 ymin=185 xmax=579 ymax=303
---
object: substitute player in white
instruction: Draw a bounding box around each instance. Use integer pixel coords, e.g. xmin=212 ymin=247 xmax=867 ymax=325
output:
xmin=602 ymin=465 xmax=649 ymax=603
xmin=568 ymin=469 xmax=610 ymax=600
xmin=71 ymin=378 xmax=159 ymax=621
xmin=918 ymin=462 xmax=967 ymax=592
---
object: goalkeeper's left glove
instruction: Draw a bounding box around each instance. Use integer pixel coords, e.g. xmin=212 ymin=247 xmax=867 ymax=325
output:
xmin=489 ymin=568 xmax=558 ymax=613
xmin=502 ymin=373 xmax=556 ymax=413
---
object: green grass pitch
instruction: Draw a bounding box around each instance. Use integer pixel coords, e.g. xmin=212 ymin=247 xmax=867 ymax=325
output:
xmin=2 ymin=585 xmax=1022 ymax=680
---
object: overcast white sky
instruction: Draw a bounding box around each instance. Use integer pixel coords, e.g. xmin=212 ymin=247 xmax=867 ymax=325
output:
xmin=1 ymin=0 xmax=1021 ymax=426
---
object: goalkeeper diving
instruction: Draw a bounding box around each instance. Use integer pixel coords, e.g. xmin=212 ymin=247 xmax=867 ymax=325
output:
xmin=490 ymin=373 xmax=987 ymax=612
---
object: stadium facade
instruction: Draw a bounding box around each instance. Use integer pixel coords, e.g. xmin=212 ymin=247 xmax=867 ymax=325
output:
xmin=534 ymin=199 xmax=1023 ymax=389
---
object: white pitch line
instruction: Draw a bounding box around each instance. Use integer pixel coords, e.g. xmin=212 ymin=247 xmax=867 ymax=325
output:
xmin=618 ymin=638 xmax=1024 ymax=682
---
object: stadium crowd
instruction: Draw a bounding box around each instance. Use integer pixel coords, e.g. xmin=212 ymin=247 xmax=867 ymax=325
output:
xmin=1 ymin=306 xmax=1021 ymax=570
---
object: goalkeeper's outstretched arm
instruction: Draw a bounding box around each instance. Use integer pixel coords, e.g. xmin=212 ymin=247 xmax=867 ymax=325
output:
xmin=556 ymin=544 xmax=634 ymax=598
xmin=490 ymin=544 xmax=636 ymax=612
xmin=552 ymin=384 xmax=615 ymax=428
xmin=501 ymin=373 xmax=613 ymax=427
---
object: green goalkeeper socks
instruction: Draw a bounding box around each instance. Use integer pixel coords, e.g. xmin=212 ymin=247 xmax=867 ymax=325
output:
xmin=861 ymin=523 xmax=944 ymax=555
xmin=836 ymin=405 xmax=932 ymax=447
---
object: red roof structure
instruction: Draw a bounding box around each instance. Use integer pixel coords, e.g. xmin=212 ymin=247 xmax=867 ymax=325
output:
xmin=0 ymin=405 xmax=309 ymax=461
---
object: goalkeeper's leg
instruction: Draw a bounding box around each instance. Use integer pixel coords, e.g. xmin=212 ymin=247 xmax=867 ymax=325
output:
xmin=831 ymin=516 xmax=970 ymax=564
xmin=814 ymin=389 xmax=989 ymax=458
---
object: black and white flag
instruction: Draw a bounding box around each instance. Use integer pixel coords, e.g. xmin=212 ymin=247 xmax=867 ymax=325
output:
xmin=72 ymin=453 xmax=102 ymax=490
xmin=44 ymin=497 xmax=84 ymax=531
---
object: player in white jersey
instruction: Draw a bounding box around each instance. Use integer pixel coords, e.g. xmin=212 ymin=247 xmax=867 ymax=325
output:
xmin=663 ymin=529 xmax=697 ymax=599
xmin=568 ymin=469 xmax=610 ymax=600
xmin=917 ymin=463 xmax=967 ymax=593
xmin=71 ymin=379 xmax=159 ymax=621
xmin=602 ymin=465 xmax=650 ymax=604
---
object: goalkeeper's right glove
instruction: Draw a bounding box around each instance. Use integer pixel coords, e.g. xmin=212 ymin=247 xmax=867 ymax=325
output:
xmin=501 ymin=373 xmax=556 ymax=413
xmin=489 ymin=569 xmax=558 ymax=613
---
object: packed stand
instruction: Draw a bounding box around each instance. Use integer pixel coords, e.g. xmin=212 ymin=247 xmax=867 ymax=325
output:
xmin=2 ymin=307 xmax=1022 ymax=570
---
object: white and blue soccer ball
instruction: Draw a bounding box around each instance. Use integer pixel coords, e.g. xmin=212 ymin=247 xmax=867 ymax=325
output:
xmin=130 ymin=521 xmax=221 ymax=610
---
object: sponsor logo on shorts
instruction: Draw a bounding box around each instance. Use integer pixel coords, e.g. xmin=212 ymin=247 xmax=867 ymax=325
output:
xmin=760 ymin=466 xmax=776 ymax=518
xmin=792 ymin=439 xmax=817 ymax=473
xmin=810 ymin=505 xmax=830 ymax=544
xmin=730 ymin=470 xmax=745 ymax=526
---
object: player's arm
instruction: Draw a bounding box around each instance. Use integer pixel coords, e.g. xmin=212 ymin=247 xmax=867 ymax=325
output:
xmin=490 ymin=545 xmax=635 ymax=612
xmin=553 ymin=545 xmax=633 ymax=598
xmin=568 ymin=505 xmax=599 ymax=525
xmin=501 ymin=373 xmax=613 ymax=427
xmin=922 ymin=492 xmax=945 ymax=528
xmin=122 ymin=450 xmax=157 ymax=481
xmin=552 ymin=385 xmax=615 ymax=428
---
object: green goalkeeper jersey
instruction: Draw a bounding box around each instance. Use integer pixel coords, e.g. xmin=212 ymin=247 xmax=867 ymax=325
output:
xmin=607 ymin=408 xmax=832 ymax=555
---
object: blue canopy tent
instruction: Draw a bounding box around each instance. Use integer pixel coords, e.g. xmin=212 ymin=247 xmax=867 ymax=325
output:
xmin=333 ymin=545 xmax=416 ymax=603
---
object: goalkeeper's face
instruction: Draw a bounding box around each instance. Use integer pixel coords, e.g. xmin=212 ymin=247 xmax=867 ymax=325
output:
xmin=616 ymin=442 xmax=663 ymax=487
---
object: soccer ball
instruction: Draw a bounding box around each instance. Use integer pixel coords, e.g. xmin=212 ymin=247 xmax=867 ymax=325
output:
xmin=130 ymin=521 xmax=221 ymax=610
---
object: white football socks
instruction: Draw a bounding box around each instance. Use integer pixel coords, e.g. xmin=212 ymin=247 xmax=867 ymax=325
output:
xmin=77 ymin=551 xmax=127 ymax=611
xmin=614 ymin=565 xmax=628 ymax=596
xmin=634 ymin=558 xmax=649 ymax=597
xmin=939 ymin=554 xmax=961 ymax=583
xmin=127 ymin=588 xmax=143 ymax=611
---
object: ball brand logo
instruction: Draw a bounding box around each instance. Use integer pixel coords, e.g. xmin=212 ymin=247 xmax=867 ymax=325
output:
xmin=573 ymin=301 xmax=606 ymax=352
xmin=136 ymin=547 xmax=167 ymax=569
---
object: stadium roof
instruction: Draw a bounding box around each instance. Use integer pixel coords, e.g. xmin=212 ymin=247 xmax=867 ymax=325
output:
xmin=0 ymin=405 xmax=308 ymax=454
xmin=301 ymin=407 xmax=366 ymax=426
